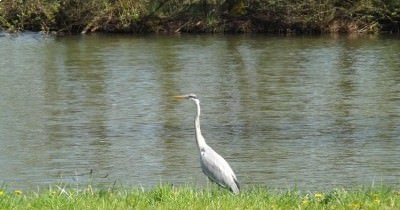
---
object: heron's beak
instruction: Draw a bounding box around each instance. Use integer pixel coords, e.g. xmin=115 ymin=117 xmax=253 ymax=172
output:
xmin=174 ymin=95 xmax=186 ymax=100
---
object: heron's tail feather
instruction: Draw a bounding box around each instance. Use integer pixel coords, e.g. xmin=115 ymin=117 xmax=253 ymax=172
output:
xmin=231 ymin=175 xmax=240 ymax=194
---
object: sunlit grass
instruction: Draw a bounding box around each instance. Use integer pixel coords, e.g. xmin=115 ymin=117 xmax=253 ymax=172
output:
xmin=1 ymin=184 xmax=400 ymax=209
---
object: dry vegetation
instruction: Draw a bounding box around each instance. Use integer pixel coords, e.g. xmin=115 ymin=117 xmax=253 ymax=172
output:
xmin=0 ymin=0 xmax=399 ymax=34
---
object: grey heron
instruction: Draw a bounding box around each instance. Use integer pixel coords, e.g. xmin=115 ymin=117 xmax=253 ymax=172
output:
xmin=175 ymin=94 xmax=240 ymax=194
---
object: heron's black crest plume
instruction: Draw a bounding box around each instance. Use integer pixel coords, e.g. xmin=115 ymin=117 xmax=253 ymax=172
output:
xmin=187 ymin=94 xmax=198 ymax=99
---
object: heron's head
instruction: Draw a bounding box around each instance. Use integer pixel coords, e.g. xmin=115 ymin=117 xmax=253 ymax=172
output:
xmin=174 ymin=93 xmax=199 ymax=102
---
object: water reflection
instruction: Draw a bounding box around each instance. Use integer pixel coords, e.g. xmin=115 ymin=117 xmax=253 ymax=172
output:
xmin=0 ymin=33 xmax=399 ymax=190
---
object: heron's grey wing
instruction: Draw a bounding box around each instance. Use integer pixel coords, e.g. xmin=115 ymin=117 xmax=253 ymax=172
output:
xmin=200 ymin=146 xmax=239 ymax=193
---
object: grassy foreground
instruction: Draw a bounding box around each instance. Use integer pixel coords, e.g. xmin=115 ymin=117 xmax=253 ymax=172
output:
xmin=1 ymin=185 xmax=400 ymax=209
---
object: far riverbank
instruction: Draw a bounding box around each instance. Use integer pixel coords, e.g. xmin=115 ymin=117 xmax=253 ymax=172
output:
xmin=0 ymin=0 xmax=399 ymax=34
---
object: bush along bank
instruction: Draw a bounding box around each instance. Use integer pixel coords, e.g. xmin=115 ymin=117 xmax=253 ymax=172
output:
xmin=0 ymin=0 xmax=399 ymax=34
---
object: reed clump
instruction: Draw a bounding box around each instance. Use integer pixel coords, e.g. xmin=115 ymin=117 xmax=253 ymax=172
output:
xmin=0 ymin=0 xmax=399 ymax=33
xmin=1 ymin=184 xmax=400 ymax=209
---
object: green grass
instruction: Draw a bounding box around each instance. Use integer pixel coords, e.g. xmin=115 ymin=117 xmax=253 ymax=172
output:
xmin=1 ymin=184 xmax=400 ymax=209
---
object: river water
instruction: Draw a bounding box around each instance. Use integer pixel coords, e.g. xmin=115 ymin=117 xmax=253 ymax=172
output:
xmin=0 ymin=32 xmax=399 ymax=191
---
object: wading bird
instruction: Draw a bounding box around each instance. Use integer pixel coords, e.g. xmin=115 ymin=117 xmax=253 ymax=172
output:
xmin=174 ymin=94 xmax=240 ymax=194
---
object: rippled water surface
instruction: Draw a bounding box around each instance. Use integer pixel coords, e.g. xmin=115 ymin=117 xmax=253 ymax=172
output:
xmin=0 ymin=33 xmax=399 ymax=190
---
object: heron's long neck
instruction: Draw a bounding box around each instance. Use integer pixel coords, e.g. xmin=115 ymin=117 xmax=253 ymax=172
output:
xmin=194 ymin=100 xmax=207 ymax=151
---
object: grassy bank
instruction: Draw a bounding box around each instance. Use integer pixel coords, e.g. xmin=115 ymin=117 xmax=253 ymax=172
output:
xmin=0 ymin=0 xmax=399 ymax=34
xmin=1 ymin=184 xmax=400 ymax=209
